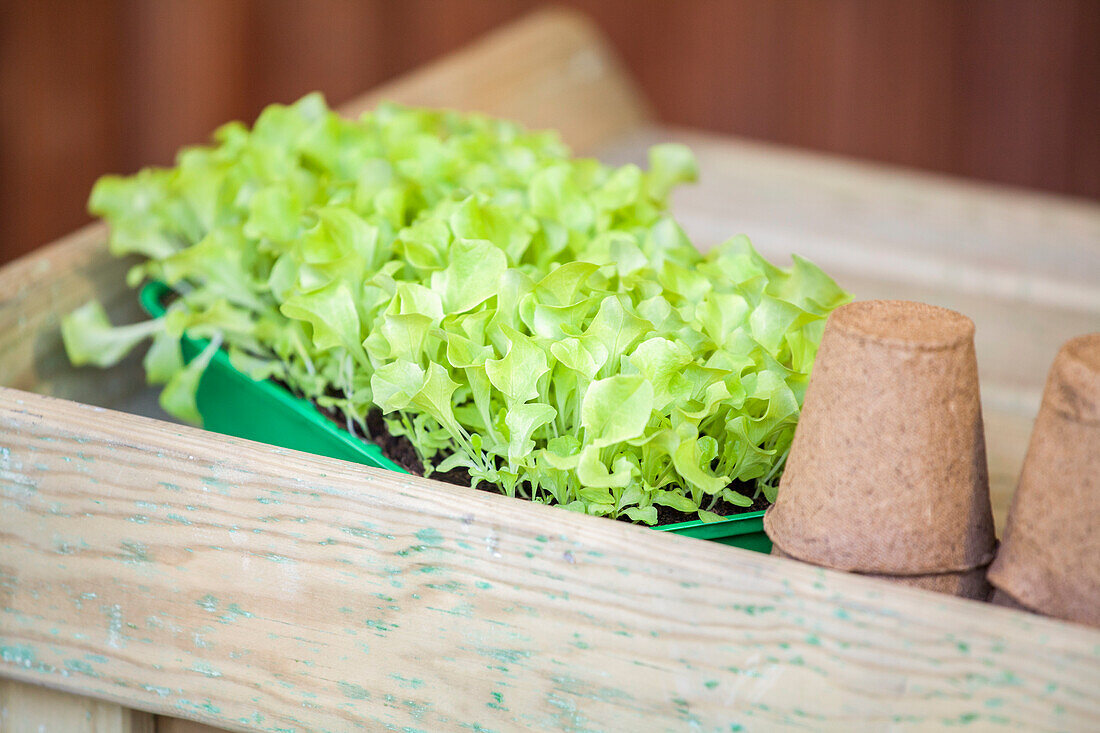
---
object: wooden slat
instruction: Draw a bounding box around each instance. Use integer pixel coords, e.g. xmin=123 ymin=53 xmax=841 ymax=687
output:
xmin=0 ymin=678 xmax=154 ymax=733
xmin=340 ymin=7 xmax=651 ymax=154
xmin=1 ymin=387 xmax=1099 ymax=731
xmin=154 ymin=718 xmax=222 ymax=733
xmin=0 ymin=223 xmax=144 ymax=402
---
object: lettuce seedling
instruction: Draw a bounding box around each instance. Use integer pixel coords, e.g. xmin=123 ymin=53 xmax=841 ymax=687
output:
xmin=63 ymin=94 xmax=850 ymax=524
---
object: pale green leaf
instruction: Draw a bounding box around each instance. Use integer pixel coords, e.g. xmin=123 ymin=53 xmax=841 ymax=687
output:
xmin=484 ymin=325 xmax=549 ymax=404
xmin=581 ymin=375 xmax=654 ymax=447
xmin=430 ymin=238 xmax=508 ymax=314
xmin=159 ymin=335 xmax=221 ymax=424
xmin=61 ymin=301 xmax=160 ymax=368
xmin=371 ymin=360 xmax=425 ymax=413
xmin=504 ymin=403 xmax=556 ymax=463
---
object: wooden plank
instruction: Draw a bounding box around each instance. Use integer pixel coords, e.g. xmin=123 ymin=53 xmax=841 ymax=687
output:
xmin=0 ymin=8 xmax=648 ymax=413
xmin=340 ymin=7 xmax=651 ymax=154
xmin=0 ymin=223 xmax=145 ymax=403
xmin=154 ymin=717 xmax=222 ymax=733
xmin=2 ymin=387 xmax=1099 ymax=732
xmin=0 ymin=677 xmax=154 ymax=733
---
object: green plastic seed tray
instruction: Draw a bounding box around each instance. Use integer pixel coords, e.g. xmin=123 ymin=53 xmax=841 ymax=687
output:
xmin=140 ymin=281 xmax=770 ymax=553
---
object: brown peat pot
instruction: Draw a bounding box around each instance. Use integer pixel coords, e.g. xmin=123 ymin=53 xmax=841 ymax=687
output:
xmin=764 ymin=300 xmax=997 ymax=598
xmin=988 ymin=333 xmax=1100 ymax=626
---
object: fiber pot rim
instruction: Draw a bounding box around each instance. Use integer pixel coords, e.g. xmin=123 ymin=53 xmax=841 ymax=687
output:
xmin=828 ymin=299 xmax=975 ymax=352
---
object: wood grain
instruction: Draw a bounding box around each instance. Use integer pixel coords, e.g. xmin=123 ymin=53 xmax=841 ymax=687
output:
xmin=0 ymin=223 xmax=144 ymax=403
xmin=2 ymin=386 xmax=1100 ymax=731
xmin=154 ymin=718 xmax=222 ymax=733
xmin=0 ymin=678 xmax=154 ymax=733
xmin=340 ymin=7 xmax=650 ymax=154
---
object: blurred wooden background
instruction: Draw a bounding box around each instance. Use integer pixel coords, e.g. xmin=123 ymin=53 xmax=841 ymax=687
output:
xmin=1 ymin=0 xmax=1097 ymax=265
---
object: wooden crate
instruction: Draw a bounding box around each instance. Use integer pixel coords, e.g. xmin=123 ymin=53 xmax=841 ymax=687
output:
xmin=2 ymin=9 xmax=1099 ymax=732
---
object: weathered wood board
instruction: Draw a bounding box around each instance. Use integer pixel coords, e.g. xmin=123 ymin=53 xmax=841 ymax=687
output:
xmin=0 ymin=677 xmax=154 ymax=733
xmin=341 ymin=7 xmax=650 ymax=154
xmin=2 ymin=388 xmax=1100 ymax=732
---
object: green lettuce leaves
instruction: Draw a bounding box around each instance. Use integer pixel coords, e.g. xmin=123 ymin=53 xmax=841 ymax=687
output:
xmin=62 ymin=93 xmax=850 ymax=524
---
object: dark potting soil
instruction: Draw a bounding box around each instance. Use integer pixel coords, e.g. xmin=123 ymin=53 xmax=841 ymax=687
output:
xmin=649 ymin=490 xmax=770 ymax=526
xmin=363 ymin=410 xmax=473 ymax=488
xmin=313 ymin=397 xmax=767 ymax=527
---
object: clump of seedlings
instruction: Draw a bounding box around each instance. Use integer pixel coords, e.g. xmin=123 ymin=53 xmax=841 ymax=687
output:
xmin=63 ymin=94 xmax=849 ymax=524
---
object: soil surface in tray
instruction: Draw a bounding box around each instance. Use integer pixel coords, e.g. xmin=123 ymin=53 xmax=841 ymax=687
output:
xmin=320 ymin=404 xmax=769 ymax=527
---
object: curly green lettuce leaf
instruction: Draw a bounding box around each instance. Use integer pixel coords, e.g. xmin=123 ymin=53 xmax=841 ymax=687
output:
xmin=61 ymin=301 xmax=161 ymax=368
xmin=66 ymin=93 xmax=850 ymax=526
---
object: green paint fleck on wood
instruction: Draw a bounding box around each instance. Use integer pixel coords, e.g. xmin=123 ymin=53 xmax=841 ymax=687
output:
xmin=191 ymin=661 xmax=223 ymax=678
xmin=415 ymin=528 xmax=444 ymax=545
xmin=176 ymin=699 xmax=222 ymax=716
xmin=217 ymin=603 xmax=254 ymax=623
xmin=64 ymin=659 xmax=98 ymax=677
xmin=1 ymin=644 xmax=36 ymax=667
xmin=201 ymin=476 xmax=231 ymax=494
xmin=101 ymin=604 xmax=124 ymax=648
xmin=478 ymin=647 xmax=531 ymax=665
xmin=338 ymin=681 xmax=371 ymax=700
xmin=342 ymin=524 xmax=394 ymax=541
xmin=119 ymin=540 xmax=150 ymax=564
xmin=390 ymin=673 xmax=426 ymax=689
